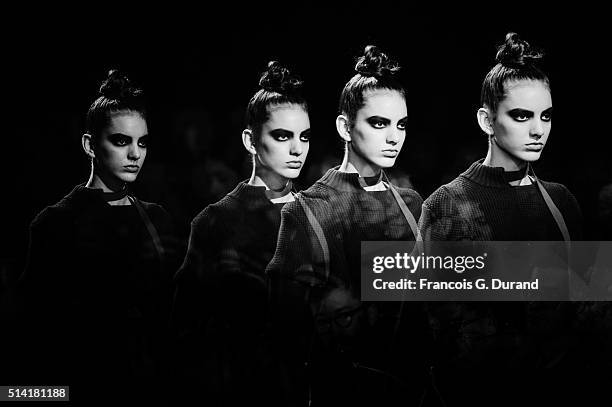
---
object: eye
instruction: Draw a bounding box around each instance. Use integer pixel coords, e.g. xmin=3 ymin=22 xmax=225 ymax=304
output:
xmin=508 ymin=111 xmax=532 ymax=122
xmin=138 ymin=137 xmax=149 ymax=148
xmin=368 ymin=118 xmax=387 ymax=129
xmin=541 ymin=111 xmax=552 ymax=122
xmin=397 ymin=121 xmax=407 ymax=131
xmin=300 ymin=132 xmax=311 ymax=142
xmin=513 ymin=114 xmax=529 ymax=122
xmin=270 ymin=131 xmax=291 ymax=141
xmin=335 ymin=312 xmax=357 ymax=328
xmin=109 ymin=135 xmax=130 ymax=146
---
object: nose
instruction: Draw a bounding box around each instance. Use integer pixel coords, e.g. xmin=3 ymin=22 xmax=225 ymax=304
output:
xmin=386 ymin=128 xmax=401 ymax=145
xmin=127 ymin=142 xmax=142 ymax=161
xmin=290 ymin=139 xmax=304 ymax=156
xmin=530 ymin=119 xmax=545 ymax=139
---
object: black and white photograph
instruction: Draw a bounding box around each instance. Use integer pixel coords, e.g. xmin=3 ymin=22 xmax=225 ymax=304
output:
xmin=1 ymin=4 xmax=611 ymax=406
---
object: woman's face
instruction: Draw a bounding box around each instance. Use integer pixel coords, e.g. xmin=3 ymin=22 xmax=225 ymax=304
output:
xmin=255 ymin=103 xmax=310 ymax=180
xmin=490 ymin=79 xmax=552 ymax=166
xmin=349 ymin=89 xmax=407 ymax=172
xmin=95 ymin=111 xmax=148 ymax=184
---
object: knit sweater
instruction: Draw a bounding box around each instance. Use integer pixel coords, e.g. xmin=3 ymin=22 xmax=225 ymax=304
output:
xmin=419 ymin=161 xmax=585 ymax=405
xmin=172 ymin=181 xmax=288 ymax=406
xmin=265 ymin=167 xmax=426 ymax=406
xmin=174 ymin=181 xmax=286 ymax=332
xmin=267 ymin=167 xmax=422 ymax=291
xmin=18 ymin=184 xmax=176 ymax=402
xmin=420 ymin=159 xmax=583 ymax=241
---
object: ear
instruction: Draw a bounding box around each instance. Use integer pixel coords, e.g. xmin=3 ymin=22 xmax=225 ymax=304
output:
xmin=477 ymin=107 xmax=494 ymax=136
xmin=336 ymin=114 xmax=352 ymax=142
xmin=82 ymin=133 xmax=96 ymax=159
xmin=242 ymin=129 xmax=257 ymax=155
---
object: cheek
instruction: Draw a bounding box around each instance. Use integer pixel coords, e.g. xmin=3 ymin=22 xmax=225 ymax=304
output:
xmin=496 ymin=121 xmax=521 ymax=141
xmin=353 ymin=128 xmax=375 ymax=149
xmin=398 ymin=132 xmax=407 ymax=145
xmin=99 ymin=146 xmax=124 ymax=166
xmin=259 ymin=142 xmax=285 ymax=163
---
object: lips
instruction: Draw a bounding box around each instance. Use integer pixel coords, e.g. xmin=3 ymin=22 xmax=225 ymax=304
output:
xmin=525 ymin=143 xmax=544 ymax=152
xmin=123 ymin=165 xmax=140 ymax=173
xmin=286 ymin=161 xmax=302 ymax=169
xmin=382 ymin=150 xmax=399 ymax=158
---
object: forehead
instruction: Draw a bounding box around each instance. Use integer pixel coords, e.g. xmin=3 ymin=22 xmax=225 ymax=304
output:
xmin=501 ymin=80 xmax=551 ymax=109
xmin=106 ymin=111 xmax=148 ymax=135
xmin=264 ymin=103 xmax=309 ymax=128
xmin=319 ymin=288 xmax=359 ymax=313
xmin=359 ymin=89 xmax=406 ymax=117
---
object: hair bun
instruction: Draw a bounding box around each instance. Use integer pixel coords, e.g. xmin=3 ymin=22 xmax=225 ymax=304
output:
xmin=258 ymin=61 xmax=303 ymax=94
xmin=495 ymin=32 xmax=543 ymax=68
xmin=98 ymin=69 xmax=142 ymax=100
xmin=355 ymin=45 xmax=400 ymax=78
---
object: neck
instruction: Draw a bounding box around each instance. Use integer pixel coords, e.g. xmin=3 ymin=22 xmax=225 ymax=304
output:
xmin=483 ymin=140 xmax=527 ymax=172
xmin=86 ymin=166 xmax=130 ymax=206
xmin=248 ymin=164 xmax=291 ymax=199
xmin=339 ymin=145 xmax=381 ymax=177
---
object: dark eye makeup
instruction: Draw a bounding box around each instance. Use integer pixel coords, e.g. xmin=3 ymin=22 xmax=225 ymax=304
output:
xmin=107 ymin=133 xmax=149 ymax=148
xmin=507 ymin=107 xmax=553 ymax=122
xmin=507 ymin=109 xmax=534 ymax=121
xmin=269 ymin=129 xmax=293 ymax=141
xmin=108 ymin=134 xmax=131 ymax=146
xmin=541 ymin=107 xmax=553 ymax=121
xmin=397 ymin=117 xmax=408 ymax=130
xmin=367 ymin=116 xmax=391 ymax=128
xmin=137 ymin=136 xmax=149 ymax=148
xmin=300 ymin=129 xmax=311 ymax=142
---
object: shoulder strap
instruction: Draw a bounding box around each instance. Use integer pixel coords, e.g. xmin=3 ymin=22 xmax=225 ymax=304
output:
xmin=382 ymin=172 xmax=423 ymax=250
xmin=295 ymin=194 xmax=330 ymax=281
xmin=127 ymin=195 xmax=165 ymax=260
xmin=529 ymin=167 xmax=571 ymax=244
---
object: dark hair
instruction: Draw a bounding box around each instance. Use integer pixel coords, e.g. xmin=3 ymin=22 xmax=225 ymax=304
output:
xmin=481 ymin=32 xmax=549 ymax=114
xmin=339 ymin=45 xmax=405 ymax=126
xmin=86 ymin=69 xmax=146 ymax=138
xmin=245 ymin=61 xmax=307 ymax=141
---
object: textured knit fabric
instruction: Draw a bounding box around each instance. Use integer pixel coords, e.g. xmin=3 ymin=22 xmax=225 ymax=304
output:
xmin=173 ymin=181 xmax=287 ymax=406
xmin=174 ymin=181 xmax=285 ymax=333
xmin=419 ymin=160 xmax=585 ymax=406
xmin=17 ymin=184 xmax=177 ymax=404
xmin=420 ymin=159 xmax=582 ymax=241
xmin=266 ymin=167 xmax=427 ymax=406
xmin=267 ymin=167 xmax=422 ymax=291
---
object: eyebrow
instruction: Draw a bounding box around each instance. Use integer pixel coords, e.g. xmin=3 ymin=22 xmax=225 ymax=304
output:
xmin=109 ymin=133 xmax=149 ymax=138
xmin=300 ymin=129 xmax=311 ymax=136
xmin=507 ymin=108 xmax=534 ymax=115
xmin=367 ymin=116 xmax=391 ymax=123
xmin=269 ymin=129 xmax=294 ymax=136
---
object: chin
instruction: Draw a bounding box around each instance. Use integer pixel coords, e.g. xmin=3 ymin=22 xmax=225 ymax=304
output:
xmin=373 ymin=157 xmax=397 ymax=169
xmin=117 ymin=173 xmax=139 ymax=183
xmin=279 ymin=168 xmax=301 ymax=179
xmin=277 ymin=170 xmax=300 ymax=179
xmin=517 ymin=152 xmax=543 ymax=163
